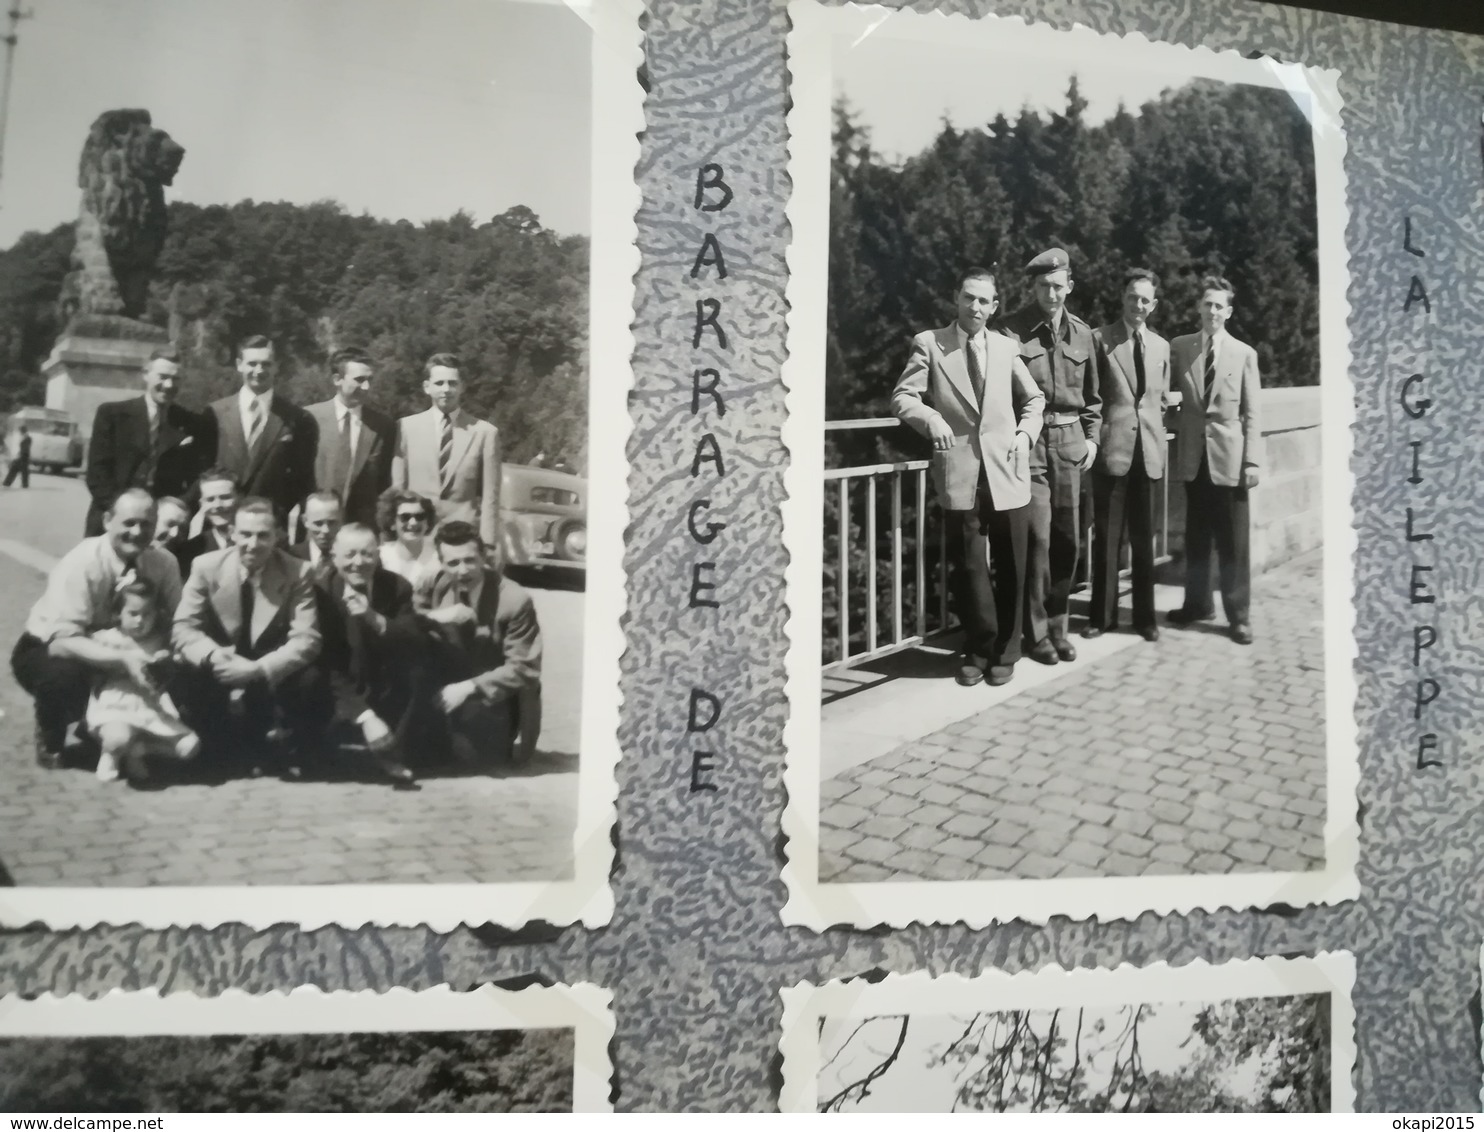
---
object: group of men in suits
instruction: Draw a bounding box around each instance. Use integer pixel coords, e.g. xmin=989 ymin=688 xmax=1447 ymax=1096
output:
xmin=84 ymin=337 xmax=503 ymax=549
xmin=892 ymin=250 xmax=1262 ymax=688
xmin=12 ymin=336 xmax=539 ymax=786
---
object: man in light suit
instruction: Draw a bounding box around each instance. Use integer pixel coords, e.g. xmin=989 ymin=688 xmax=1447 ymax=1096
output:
xmin=1167 ymin=275 xmax=1263 ymax=645
xmin=207 ymin=335 xmax=315 ymax=524
xmin=1084 ymin=268 xmax=1171 ymax=643
xmin=173 ymin=496 xmax=326 ymax=775
xmin=891 ymin=267 xmax=1045 ymax=688
xmin=305 ymin=346 xmax=396 ymax=528
xmin=393 ymin=352 xmax=501 ymax=552
xmin=84 ymin=344 xmax=214 ymax=536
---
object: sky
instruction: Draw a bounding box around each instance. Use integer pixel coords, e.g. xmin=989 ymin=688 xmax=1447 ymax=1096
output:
xmin=0 ymin=0 xmax=593 ymax=248
xmin=834 ymin=20 xmax=1217 ymax=163
xmin=819 ymin=1002 xmax=1275 ymax=1113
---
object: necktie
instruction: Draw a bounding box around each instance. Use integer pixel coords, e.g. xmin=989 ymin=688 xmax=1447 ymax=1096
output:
xmin=237 ymin=574 xmax=256 ymax=656
xmin=1133 ymin=331 xmax=1147 ymax=401
xmin=964 ymin=333 xmax=985 ymax=406
xmin=142 ymin=410 xmax=164 ymax=487
xmin=1202 ymin=339 xmax=1217 ymax=406
xmin=438 ymin=413 xmax=455 ymax=499
xmin=331 ymin=409 xmax=353 ymax=495
xmin=246 ymin=399 xmax=264 ymax=450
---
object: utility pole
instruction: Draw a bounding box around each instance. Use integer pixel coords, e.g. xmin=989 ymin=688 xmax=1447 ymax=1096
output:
xmin=0 ymin=4 xmax=33 ymax=205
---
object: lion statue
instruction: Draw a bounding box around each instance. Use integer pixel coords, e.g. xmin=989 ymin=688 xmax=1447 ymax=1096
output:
xmin=59 ymin=109 xmax=185 ymax=325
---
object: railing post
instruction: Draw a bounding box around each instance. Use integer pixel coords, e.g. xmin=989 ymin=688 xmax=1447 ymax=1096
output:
xmin=865 ymin=474 xmax=878 ymax=655
xmin=837 ymin=478 xmax=849 ymax=664
xmin=914 ymin=469 xmax=927 ymax=639
xmin=891 ymin=473 xmax=903 ymax=647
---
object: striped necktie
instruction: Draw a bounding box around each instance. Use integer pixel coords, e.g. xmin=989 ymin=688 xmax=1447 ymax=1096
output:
xmin=964 ymin=332 xmax=985 ymax=405
xmin=1202 ymin=338 xmax=1218 ymax=406
xmin=246 ymin=399 xmax=265 ymax=450
xmin=438 ymin=413 xmax=455 ymax=499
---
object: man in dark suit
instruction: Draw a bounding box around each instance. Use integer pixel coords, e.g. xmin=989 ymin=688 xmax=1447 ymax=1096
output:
xmin=175 ymin=466 xmax=239 ymax=575
xmin=415 ymin=520 xmax=542 ymax=765
xmin=1167 ymin=275 xmax=1264 ymax=645
xmin=891 ymin=267 xmax=1045 ymax=687
xmin=999 ymin=248 xmax=1102 ymax=666
xmin=84 ymin=344 xmax=214 ymax=536
xmin=1084 ymin=268 xmax=1171 ymax=643
xmin=305 ymin=347 xmax=396 ymax=528
xmin=173 ymin=496 xmax=326 ymax=776
xmin=288 ymin=490 xmax=343 ymax=582
xmin=315 ymin=522 xmax=419 ymax=785
xmin=207 ymin=335 xmax=314 ymax=523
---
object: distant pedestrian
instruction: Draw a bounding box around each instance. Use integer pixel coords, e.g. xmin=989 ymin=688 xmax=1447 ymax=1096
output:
xmin=4 ymin=426 xmax=32 ymax=488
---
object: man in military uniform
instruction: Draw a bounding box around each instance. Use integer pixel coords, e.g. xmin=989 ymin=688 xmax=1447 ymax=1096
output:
xmin=1000 ymin=248 xmax=1102 ymax=664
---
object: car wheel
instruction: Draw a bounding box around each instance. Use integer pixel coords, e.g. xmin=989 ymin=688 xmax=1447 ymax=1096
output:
xmin=554 ymin=519 xmax=587 ymax=562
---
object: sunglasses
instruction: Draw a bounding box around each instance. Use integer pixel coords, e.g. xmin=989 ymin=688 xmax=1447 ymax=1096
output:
xmin=396 ymin=512 xmax=428 ymax=524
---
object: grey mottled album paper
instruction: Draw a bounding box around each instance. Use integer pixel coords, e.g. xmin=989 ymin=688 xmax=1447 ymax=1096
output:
xmin=0 ymin=0 xmax=1482 ymax=1115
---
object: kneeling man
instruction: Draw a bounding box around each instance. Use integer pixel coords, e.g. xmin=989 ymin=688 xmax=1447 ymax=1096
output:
xmin=173 ymin=496 xmax=326 ymax=774
xmin=416 ymin=520 xmax=541 ymax=765
xmin=316 ymin=522 xmax=421 ymax=785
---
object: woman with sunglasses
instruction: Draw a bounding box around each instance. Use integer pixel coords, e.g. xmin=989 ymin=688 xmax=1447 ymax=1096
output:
xmin=375 ymin=487 xmax=442 ymax=590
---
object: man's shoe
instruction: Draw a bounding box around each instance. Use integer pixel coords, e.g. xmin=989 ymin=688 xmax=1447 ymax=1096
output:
xmin=374 ymin=750 xmax=417 ymax=786
xmin=1080 ymin=625 xmax=1105 ymax=640
xmin=1230 ymin=623 xmax=1254 ymax=645
xmin=986 ymin=664 xmax=1015 ymax=687
xmin=1140 ymin=626 xmax=1161 ymax=643
xmin=1167 ymin=607 xmax=1216 ymax=626
xmin=33 ymin=719 xmax=61 ymax=769
xmin=1026 ymin=639 xmax=1059 ymax=665
xmin=1051 ymin=637 xmax=1077 ymax=662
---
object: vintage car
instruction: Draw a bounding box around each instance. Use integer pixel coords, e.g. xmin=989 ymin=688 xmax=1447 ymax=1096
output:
xmin=4 ymin=406 xmax=85 ymax=474
xmin=501 ymin=462 xmax=586 ymax=572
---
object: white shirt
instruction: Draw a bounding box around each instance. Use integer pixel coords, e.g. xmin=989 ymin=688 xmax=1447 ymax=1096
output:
xmin=954 ymin=323 xmax=987 ymax=379
xmin=1200 ymin=329 xmax=1229 ymax=369
xmin=26 ymin=537 xmax=181 ymax=642
xmin=333 ymin=397 xmax=363 ymax=454
xmin=1122 ymin=321 xmax=1147 ymax=350
xmin=239 ymin=386 xmax=273 ymax=440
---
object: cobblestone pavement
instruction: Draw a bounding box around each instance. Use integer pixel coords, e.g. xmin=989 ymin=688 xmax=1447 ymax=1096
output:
xmin=0 ymin=474 xmax=580 ymax=888
xmin=819 ymin=551 xmax=1330 ymax=883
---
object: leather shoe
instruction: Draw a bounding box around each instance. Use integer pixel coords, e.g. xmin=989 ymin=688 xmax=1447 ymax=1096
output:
xmin=1051 ymin=637 xmax=1077 ymax=662
xmin=1230 ymin=623 xmax=1254 ymax=645
xmin=1026 ymin=639 xmax=1059 ymax=665
xmin=1140 ymin=626 xmax=1161 ymax=642
xmin=1080 ymin=625 xmax=1105 ymax=640
xmin=1167 ymin=607 xmax=1216 ymax=626
xmin=955 ymin=654 xmax=985 ymax=687
xmin=986 ymin=664 xmax=1014 ymax=687
xmin=33 ymin=719 xmax=60 ymax=769
xmin=378 ymin=756 xmax=416 ymax=786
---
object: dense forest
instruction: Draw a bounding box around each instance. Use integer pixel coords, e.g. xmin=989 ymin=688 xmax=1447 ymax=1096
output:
xmin=0 ymin=201 xmax=590 ymax=470
xmin=827 ymin=76 xmax=1321 ymax=426
xmin=0 ymin=1027 xmax=573 ymax=1112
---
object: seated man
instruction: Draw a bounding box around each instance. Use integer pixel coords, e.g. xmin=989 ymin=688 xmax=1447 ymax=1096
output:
xmin=176 ymin=466 xmax=240 ymax=574
xmin=315 ymin=522 xmax=419 ymax=785
xmin=290 ymin=490 xmax=343 ymax=583
xmin=152 ymin=495 xmax=192 ymax=558
xmin=11 ymin=488 xmax=182 ymax=767
xmin=415 ymin=520 xmax=541 ymax=766
xmin=173 ymin=496 xmax=325 ymax=777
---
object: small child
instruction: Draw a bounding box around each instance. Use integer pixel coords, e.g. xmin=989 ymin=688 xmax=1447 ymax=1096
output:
xmin=87 ymin=579 xmax=200 ymax=784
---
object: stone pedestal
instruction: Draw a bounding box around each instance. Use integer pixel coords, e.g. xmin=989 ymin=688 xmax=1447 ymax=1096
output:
xmin=42 ymin=331 xmax=167 ymax=441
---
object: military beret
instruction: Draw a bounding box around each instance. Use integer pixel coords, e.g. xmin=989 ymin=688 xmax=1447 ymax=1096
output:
xmin=1025 ymin=247 xmax=1071 ymax=276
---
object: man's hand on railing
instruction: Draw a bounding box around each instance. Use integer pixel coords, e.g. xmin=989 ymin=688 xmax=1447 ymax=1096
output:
xmin=927 ymin=416 xmax=956 ymax=450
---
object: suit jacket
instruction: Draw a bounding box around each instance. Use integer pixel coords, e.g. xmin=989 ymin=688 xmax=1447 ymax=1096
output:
xmin=890 ymin=325 xmax=1046 ymax=511
xmin=392 ymin=407 xmax=501 ymax=547
xmin=173 ymin=546 xmax=321 ymax=685
xmin=84 ymin=398 xmax=214 ymax=534
xmin=414 ymin=566 xmax=540 ymax=701
xmin=1169 ymin=332 xmax=1263 ymax=486
xmin=208 ymin=392 xmax=315 ymax=518
xmin=175 ymin=526 xmax=231 ymax=577
xmin=305 ymin=399 xmax=396 ymax=526
xmin=1091 ymin=322 xmax=1170 ymax=480
xmin=314 ymin=567 xmax=415 ymax=723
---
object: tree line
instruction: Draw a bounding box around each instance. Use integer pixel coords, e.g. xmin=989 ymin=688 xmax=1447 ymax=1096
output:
xmin=0 ymin=201 xmax=590 ymax=470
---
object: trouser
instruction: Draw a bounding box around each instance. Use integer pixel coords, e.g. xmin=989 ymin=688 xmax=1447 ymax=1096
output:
xmin=1182 ymin=458 xmax=1251 ymax=624
xmin=174 ymin=662 xmax=332 ymax=764
xmin=328 ymin=619 xmax=436 ymax=755
xmin=425 ymin=632 xmax=527 ymax=766
xmin=11 ymin=633 xmax=92 ymax=753
xmin=4 ymin=458 xmax=30 ymax=488
xmin=945 ymin=481 xmax=1029 ymax=668
xmin=1089 ymin=445 xmax=1158 ymax=632
xmin=1024 ymin=421 xmax=1085 ymax=644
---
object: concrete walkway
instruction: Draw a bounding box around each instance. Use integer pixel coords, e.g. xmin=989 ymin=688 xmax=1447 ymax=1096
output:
xmin=818 ymin=551 xmax=1329 ymax=884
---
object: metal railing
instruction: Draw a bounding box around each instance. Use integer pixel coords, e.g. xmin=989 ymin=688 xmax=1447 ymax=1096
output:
xmin=824 ymin=418 xmax=1176 ymax=674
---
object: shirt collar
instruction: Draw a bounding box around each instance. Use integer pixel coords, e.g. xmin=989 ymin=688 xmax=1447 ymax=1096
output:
xmin=1123 ymin=320 xmax=1145 ymax=342
xmin=144 ymin=398 xmax=161 ymax=424
xmin=954 ymin=323 xmax=981 ymax=349
xmin=334 ymin=397 xmax=361 ymax=422
xmin=240 ymin=386 xmax=271 ymax=412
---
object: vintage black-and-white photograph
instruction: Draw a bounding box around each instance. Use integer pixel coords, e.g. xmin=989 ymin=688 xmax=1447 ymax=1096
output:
xmin=0 ymin=0 xmax=639 ymax=928
xmin=0 ymin=984 xmax=615 ymax=1113
xmin=781 ymin=1 xmax=1357 ymax=926
xmin=778 ymin=956 xmax=1356 ymax=1113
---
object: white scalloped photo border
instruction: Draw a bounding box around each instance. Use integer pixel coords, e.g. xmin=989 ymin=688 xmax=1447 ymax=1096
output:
xmin=0 ymin=982 xmax=615 ymax=1112
xmin=0 ymin=0 xmax=641 ymax=932
xmin=779 ymin=0 xmax=1359 ymax=928
xmin=779 ymin=952 xmax=1358 ymax=1113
